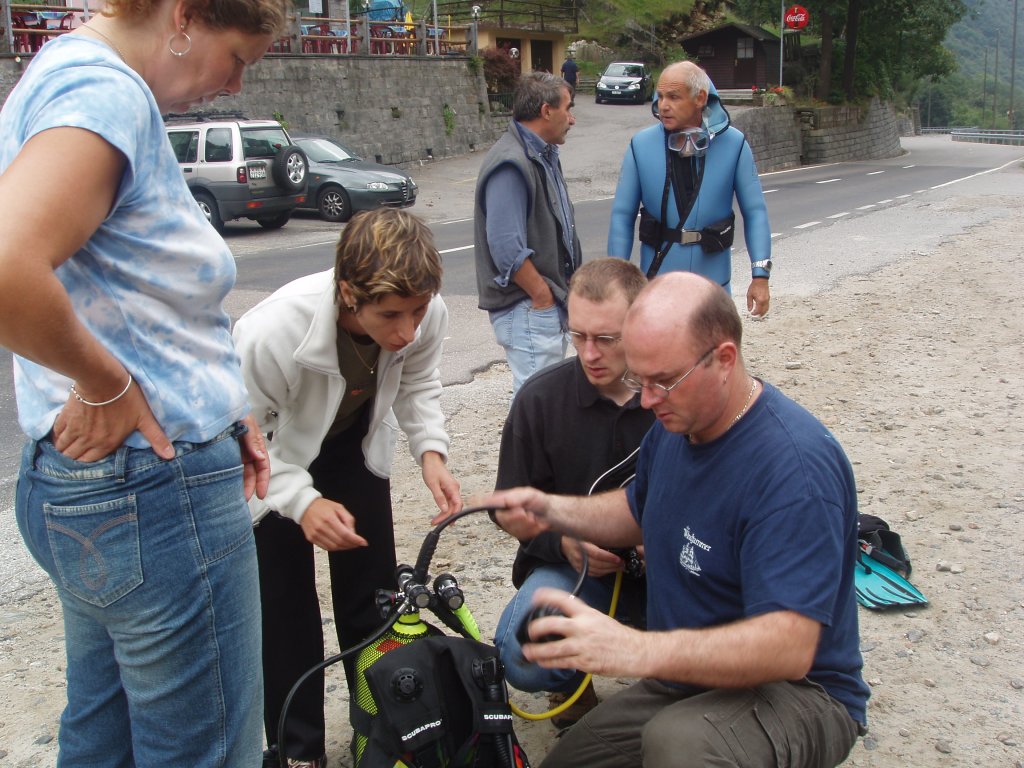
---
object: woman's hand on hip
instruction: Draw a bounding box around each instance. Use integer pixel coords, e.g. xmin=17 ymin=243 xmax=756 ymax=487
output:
xmin=422 ymin=450 xmax=462 ymax=524
xmin=300 ymin=497 xmax=369 ymax=551
xmin=51 ymin=380 xmax=173 ymax=462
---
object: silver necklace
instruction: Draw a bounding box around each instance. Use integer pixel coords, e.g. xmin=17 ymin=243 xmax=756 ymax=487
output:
xmin=83 ymin=25 xmax=127 ymax=63
xmin=344 ymin=329 xmax=380 ymax=375
xmin=732 ymin=377 xmax=758 ymax=425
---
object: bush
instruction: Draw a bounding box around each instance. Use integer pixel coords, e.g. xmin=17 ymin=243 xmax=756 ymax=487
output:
xmin=481 ymin=47 xmax=520 ymax=94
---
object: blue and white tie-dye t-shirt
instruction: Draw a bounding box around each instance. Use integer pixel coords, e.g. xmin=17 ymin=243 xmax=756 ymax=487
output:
xmin=0 ymin=35 xmax=250 ymax=446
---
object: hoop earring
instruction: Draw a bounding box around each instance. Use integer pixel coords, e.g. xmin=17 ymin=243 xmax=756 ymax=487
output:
xmin=168 ymin=27 xmax=192 ymax=57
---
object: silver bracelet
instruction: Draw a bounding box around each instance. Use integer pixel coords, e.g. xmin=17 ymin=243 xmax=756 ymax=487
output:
xmin=70 ymin=374 xmax=133 ymax=407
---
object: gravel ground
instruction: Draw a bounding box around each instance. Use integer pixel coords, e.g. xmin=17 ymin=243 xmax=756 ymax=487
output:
xmin=0 ymin=113 xmax=1022 ymax=766
xmin=375 ymin=193 xmax=1024 ymax=768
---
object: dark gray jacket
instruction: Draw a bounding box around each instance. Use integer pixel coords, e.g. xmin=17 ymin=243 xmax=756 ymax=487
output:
xmin=474 ymin=121 xmax=582 ymax=312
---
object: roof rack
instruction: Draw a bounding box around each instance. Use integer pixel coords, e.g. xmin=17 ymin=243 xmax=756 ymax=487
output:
xmin=163 ymin=110 xmax=250 ymax=123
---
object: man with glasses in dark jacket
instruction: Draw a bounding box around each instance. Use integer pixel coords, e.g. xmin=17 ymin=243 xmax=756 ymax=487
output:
xmin=491 ymin=258 xmax=653 ymax=730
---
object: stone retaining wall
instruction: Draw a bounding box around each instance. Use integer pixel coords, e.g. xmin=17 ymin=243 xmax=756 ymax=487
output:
xmin=731 ymin=105 xmax=802 ymax=173
xmin=0 ymin=52 xmax=505 ymax=167
xmin=0 ymin=55 xmax=22 ymax=100
xmin=796 ymin=97 xmax=902 ymax=164
xmin=728 ymin=97 xmax=903 ymax=173
xmin=229 ymin=54 xmax=505 ymax=165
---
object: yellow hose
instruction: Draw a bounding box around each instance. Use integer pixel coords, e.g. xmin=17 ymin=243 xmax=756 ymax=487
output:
xmin=510 ymin=570 xmax=623 ymax=721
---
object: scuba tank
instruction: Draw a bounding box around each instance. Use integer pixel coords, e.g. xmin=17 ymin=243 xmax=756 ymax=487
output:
xmin=351 ymin=610 xmax=444 ymax=766
xmin=279 ymin=507 xmax=530 ymax=768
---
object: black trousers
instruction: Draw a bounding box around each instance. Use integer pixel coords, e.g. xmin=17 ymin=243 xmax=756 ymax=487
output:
xmin=256 ymin=418 xmax=395 ymax=761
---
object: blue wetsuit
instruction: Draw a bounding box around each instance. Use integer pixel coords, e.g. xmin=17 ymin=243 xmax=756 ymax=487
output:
xmin=608 ymin=84 xmax=771 ymax=289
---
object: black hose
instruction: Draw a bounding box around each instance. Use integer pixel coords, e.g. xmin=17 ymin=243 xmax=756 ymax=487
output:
xmin=277 ymin=504 xmax=535 ymax=768
xmin=412 ymin=504 xmax=498 ymax=582
xmin=276 ymin=598 xmax=407 ymax=768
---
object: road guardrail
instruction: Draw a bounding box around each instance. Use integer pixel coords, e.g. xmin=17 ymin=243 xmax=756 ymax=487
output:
xmin=920 ymin=126 xmax=977 ymax=134
xmin=950 ymin=129 xmax=1024 ymax=146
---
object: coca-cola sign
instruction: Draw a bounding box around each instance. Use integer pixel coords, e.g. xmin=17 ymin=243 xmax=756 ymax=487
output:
xmin=785 ymin=4 xmax=809 ymax=29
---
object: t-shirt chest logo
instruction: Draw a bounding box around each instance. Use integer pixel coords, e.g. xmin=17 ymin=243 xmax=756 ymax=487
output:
xmin=679 ymin=526 xmax=711 ymax=576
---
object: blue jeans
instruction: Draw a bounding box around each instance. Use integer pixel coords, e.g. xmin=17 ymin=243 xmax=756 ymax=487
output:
xmin=15 ymin=426 xmax=263 ymax=768
xmin=493 ymin=564 xmax=614 ymax=693
xmin=490 ymin=299 xmax=567 ymax=396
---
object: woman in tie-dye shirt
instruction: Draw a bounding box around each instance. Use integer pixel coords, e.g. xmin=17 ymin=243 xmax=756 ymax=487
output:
xmin=0 ymin=0 xmax=289 ymax=764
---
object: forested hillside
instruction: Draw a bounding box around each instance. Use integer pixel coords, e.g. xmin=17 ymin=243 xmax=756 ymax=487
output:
xmin=938 ymin=0 xmax=1022 ymax=127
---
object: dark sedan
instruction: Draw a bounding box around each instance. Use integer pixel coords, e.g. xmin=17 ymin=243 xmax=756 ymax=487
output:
xmin=595 ymin=62 xmax=653 ymax=105
xmin=292 ymin=135 xmax=417 ymax=222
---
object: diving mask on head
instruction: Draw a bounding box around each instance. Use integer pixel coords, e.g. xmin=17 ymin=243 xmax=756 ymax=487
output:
xmin=667 ymin=123 xmax=711 ymax=157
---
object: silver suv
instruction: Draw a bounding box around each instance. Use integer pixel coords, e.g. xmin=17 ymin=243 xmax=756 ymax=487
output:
xmin=165 ymin=114 xmax=308 ymax=232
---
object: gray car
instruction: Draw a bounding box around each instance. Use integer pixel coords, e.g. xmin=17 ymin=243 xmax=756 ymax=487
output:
xmin=595 ymin=62 xmax=653 ymax=105
xmin=293 ymin=135 xmax=417 ymax=223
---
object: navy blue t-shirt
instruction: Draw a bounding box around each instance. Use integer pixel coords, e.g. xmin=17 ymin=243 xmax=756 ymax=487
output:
xmin=560 ymin=59 xmax=579 ymax=85
xmin=626 ymin=382 xmax=869 ymax=725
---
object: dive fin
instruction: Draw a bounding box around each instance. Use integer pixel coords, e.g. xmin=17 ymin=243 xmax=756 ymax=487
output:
xmin=854 ymin=554 xmax=928 ymax=610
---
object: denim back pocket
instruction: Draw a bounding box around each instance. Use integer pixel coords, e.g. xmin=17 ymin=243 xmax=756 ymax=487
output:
xmin=44 ymin=494 xmax=143 ymax=608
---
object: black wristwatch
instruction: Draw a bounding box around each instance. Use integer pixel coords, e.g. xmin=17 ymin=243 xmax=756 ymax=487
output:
xmin=751 ymin=259 xmax=772 ymax=278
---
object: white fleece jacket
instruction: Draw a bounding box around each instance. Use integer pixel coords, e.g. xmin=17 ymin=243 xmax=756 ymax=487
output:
xmin=232 ymin=269 xmax=450 ymax=523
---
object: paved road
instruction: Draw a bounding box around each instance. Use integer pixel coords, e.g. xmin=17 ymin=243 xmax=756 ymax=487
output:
xmin=219 ymin=114 xmax=1024 ymax=392
xmin=2 ymin=99 xmax=1023 ymax=603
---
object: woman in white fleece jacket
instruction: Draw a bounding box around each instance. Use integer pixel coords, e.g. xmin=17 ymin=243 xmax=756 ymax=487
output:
xmin=232 ymin=208 xmax=462 ymax=768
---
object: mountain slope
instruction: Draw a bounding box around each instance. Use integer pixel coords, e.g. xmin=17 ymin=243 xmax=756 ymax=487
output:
xmin=945 ymin=0 xmax=1020 ymax=83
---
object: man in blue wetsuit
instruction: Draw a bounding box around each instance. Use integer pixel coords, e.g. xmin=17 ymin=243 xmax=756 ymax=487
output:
xmin=489 ymin=271 xmax=867 ymax=767
xmin=608 ymin=61 xmax=773 ymax=317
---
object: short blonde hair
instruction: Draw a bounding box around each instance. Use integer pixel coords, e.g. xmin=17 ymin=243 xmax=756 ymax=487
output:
xmin=334 ymin=208 xmax=442 ymax=307
xmin=569 ymin=257 xmax=646 ymax=304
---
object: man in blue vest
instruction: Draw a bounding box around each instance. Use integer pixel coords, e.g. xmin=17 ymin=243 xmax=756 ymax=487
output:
xmin=608 ymin=61 xmax=773 ymax=317
xmin=474 ymin=72 xmax=582 ymax=396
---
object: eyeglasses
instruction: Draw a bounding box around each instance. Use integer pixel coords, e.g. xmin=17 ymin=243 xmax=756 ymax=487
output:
xmin=621 ymin=346 xmax=717 ymax=395
xmin=568 ymin=331 xmax=621 ymax=352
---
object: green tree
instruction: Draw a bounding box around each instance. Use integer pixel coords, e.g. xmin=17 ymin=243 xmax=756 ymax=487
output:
xmin=840 ymin=0 xmax=861 ymax=99
xmin=852 ymin=0 xmax=965 ymax=100
xmin=734 ymin=0 xmax=966 ymax=102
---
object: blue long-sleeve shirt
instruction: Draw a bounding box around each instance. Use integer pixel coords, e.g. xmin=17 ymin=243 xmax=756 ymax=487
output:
xmin=484 ymin=122 xmax=575 ymax=288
